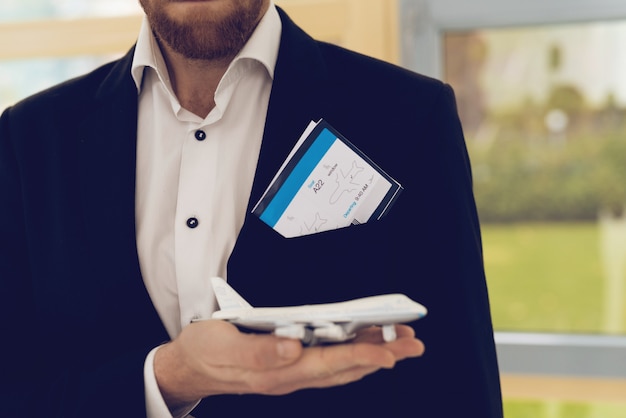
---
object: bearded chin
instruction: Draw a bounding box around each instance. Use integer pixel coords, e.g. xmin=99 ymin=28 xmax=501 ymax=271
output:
xmin=148 ymin=9 xmax=259 ymax=61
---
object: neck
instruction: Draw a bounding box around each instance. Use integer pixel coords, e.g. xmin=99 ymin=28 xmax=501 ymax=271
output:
xmin=160 ymin=42 xmax=236 ymax=118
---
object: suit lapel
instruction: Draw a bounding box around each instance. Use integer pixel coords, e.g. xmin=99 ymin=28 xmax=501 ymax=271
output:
xmin=74 ymin=51 xmax=170 ymax=337
xmin=229 ymin=9 xmax=340 ymax=300
xmin=247 ymin=8 xmax=330 ymax=208
xmin=77 ymin=51 xmax=139 ymax=254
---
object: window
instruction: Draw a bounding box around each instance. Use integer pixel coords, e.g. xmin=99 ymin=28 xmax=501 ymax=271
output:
xmin=400 ymin=0 xmax=626 ymax=416
xmin=0 ymin=0 xmax=142 ymax=110
xmin=445 ymin=21 xmax=626 ymax=336
xmin=0 ymin=0 xmax=399 ymax=111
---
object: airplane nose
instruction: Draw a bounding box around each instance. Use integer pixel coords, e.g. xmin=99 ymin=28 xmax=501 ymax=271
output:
xmin=412 ymin=301 xmax=428 ymax=317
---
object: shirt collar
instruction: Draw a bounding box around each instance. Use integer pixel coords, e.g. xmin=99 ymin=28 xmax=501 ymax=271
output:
xmin=130 ymin=1 xmax=281 ymax=92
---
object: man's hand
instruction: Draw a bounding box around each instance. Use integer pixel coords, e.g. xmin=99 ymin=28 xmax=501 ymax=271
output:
xmin=154 ymin=320 xmax=424 ymax=410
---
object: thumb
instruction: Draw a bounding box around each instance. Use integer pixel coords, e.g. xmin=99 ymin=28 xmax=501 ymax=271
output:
xmin=276 ymin=338 xmax=303 ymax=361
xmin=205 ymin=321 xmax=304 ymax=369
xmin=232 ymin=334 xmax=303 ymax=370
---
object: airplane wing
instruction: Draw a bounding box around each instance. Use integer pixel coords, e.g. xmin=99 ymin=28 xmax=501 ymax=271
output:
xmin=219 ymin=316 xmax=356 ymax=345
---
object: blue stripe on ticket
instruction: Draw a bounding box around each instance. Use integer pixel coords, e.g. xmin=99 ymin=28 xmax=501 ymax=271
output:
xmin=259 ymin=128 xmax=337 ymax=227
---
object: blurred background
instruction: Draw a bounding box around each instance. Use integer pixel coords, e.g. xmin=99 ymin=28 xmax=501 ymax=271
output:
xmin=2 ymin=1 xmax=625 ymax=416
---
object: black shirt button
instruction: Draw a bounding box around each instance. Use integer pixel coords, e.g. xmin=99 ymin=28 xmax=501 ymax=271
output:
xmin=186 ymin=217 xmax=199 ymax=228
xmin=195 ymin=130 xmax=206 ymax=141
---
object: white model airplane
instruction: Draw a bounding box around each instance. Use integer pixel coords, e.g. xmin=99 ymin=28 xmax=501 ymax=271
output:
xmin=210 ymin=277 xmax=427 ymax=345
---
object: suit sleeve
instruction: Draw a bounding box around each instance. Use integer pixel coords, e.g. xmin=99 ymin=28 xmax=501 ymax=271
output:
xmin=403 ymin=83 xmax=504 ymax=416
xmin=0 ymin=106 xmax=40 ymax=415
xmin=0 ymin=106 xmax=155 ymax=418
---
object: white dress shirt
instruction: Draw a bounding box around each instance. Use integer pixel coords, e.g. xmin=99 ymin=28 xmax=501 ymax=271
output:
xmin=130 ymin=4 xmax=281 ymax=416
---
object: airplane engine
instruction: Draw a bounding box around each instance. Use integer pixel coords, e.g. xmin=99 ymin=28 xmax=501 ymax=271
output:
xmin=313 ymin=324 xmax=349 ymax=341
xmin=274 ymin=324 xmax=307 ymax=340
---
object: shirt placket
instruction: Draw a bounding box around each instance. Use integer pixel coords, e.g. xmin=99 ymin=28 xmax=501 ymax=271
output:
xmin=174 ymin=125 xmax=220 ymax=328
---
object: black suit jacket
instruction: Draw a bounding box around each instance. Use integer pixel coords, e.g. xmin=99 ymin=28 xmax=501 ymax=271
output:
xmin=0 ymin=8 xmax=503 ymax=418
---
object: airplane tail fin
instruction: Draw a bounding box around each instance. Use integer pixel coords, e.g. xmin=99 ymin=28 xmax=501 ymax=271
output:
xmin=211 ymin=277 xmax=253 ymax=311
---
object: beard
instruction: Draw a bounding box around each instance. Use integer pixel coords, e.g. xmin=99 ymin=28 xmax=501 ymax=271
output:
xmin=140 ymin=0 xmax=266 ymax=61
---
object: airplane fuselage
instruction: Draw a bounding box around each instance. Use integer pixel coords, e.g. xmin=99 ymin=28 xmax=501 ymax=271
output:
xmin=212 ymin=294 xmax=426 ymax=341
xmin=209 ymin=277 xmax=427 ymax=344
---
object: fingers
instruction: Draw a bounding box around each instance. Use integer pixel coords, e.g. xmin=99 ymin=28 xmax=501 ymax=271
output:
xmin=283 ymin=332 xmax=424 ymax=392
xmin=258 ymin=342 xmax=397 ymax=395
xmin=352 ymin=325 xmax=425 ymax=361
xmin=385 ymin=336 xmax=425 ymax=360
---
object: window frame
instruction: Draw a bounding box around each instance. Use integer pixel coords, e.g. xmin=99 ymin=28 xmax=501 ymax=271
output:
xmin=400 ymin=0 xmax=626 ymax=78
xmin=0 ymin=0 xmax=400 ymax=63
